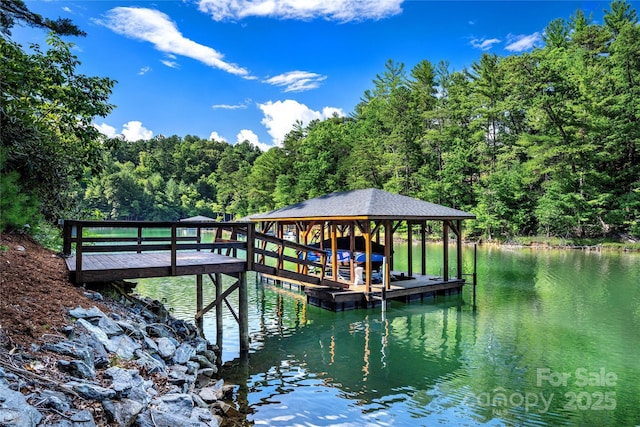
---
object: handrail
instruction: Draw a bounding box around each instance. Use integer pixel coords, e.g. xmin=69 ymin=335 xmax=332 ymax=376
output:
xmin=253 ymin=232 xmax=327 ymax=282
xmin=61 ymin=220 xmax=252 ymax=282
xmin=61 ymin=220 xmax=328 ymax=284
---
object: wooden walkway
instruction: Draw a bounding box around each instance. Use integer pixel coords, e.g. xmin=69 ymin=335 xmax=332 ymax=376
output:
xmin=61 ymin=219 xmax=475 ymax=351
xmin=65 ymin=251 xmax=246 ymax=283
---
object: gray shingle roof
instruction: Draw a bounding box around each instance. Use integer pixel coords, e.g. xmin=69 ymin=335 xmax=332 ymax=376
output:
xmin=180 ymin=215 xmax=216 ymax=222
xmin=251 ymin=188 xmax=475 ymax=221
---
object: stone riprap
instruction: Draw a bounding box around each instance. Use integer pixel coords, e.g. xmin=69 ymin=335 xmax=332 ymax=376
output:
xmin=0 ymin=290 xmax=237 ymax=426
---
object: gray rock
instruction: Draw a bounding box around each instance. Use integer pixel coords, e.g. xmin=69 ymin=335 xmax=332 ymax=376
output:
xmin=198 ymin=386 xmax=218 ymax=403
xmin=190 ymin=354 xmax=215 ymax=369
xmin=156 ymin=337 xmax=176 ymax=359
xmin=134 ymin=349 xmax=165 ymax=374
xmin=69 ymin=306 xmax=104 ymax=322
xmin=186 ymin=361 xmax=200 ymax=375
xmin=190 ymin=406 xmax=219 ymax=426
xmin=76 ymin=319 xmax=110 ymax=350
xmin=70 ymin=409 xmax=96 ymax=427
xmin=39 ymin=390 xmax=71 ymax=413
xmin=190 ymin=392 xmax=209 ymax=408
xmin=64 ymin=381 xmax=116 ymax=401
xmin=193 ymin=338 xmax=208 ymax=354
xmin=41 ymin=341 xmax=94 ymax=369
xmin=57 ymin=359 xmax=96 ymax=379
xmin=70 ymin=306 xmax=123 ymax=336
xmin=45 ymin=420 xmax=74 ymax=427
xmin=110 ymin=369 xmax=155 ymax=407
xmin=117 ymin=320 xmax=144 ymax=339
xmin=83 ymin=291 xmax=103 ymax=301
xmin=198 ymin=367 xmax=216 ymax=378
xmin=209 ymin=379 xmax=225 ymax=394
xmin=201 ymin=349 xmax=218 ymax=364
xmin=173 ymin=343 xmax=195 ymax=365
xmin=0 ymin=383 xmax=43 ymax=426
xmin=136 ymin=393 xmax=208 ymax=427
xmin=143 ymin=335 xmax=158 ymax=352
xmin=107 ymin=334 xmax=141 ymax=360
xmin=103 ymin=398 xmax=144 ymax=427
xmin=103 ymin=367 xmax=136 ymax=398
xmin=62 ymin=325 xmax=75 ymax=339
xmin=167 ymin=366 xmax=192 ymax=387
xmin=85 ymin=336 xmax=109 ymax=369
xmin=146 ymin=324 xmax=172 ymax=338
xmin=97 ymin=315 xmax=124 ymax=337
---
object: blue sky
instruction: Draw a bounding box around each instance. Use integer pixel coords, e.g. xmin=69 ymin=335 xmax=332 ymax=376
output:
xmin=13 ymin=0 xmax=634 ymax=151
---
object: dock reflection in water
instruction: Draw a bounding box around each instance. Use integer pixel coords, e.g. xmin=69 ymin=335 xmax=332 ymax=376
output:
xmin=135 ymin=246 xmax=640 ymax=427
xmin=222 ymin=280 xmax=473 ymax=426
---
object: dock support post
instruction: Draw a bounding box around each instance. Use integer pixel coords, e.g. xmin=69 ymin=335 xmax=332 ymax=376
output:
xmin=443 ymin=221 xmax=449 ymax=282
xmin=239 ymin=271 xmax=249 ymax=354
xmin=196 ymin=274 xmax=203 ymax=334
xmin=215 ymin=273 xmax=223 ymax=349
xmin=472 ymin=244 xmax=478 ymax=310
xmin=381 ymin=285 xmax=386 ymax=314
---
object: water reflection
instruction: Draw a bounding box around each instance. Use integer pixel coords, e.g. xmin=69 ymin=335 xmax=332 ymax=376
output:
xmin=221 ymin=283 xmax=471 ymax=425
xmin=134 ymin=246 xmax=640 ymax=426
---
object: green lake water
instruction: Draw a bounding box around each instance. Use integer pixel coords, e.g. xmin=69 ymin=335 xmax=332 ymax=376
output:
xmin=133 ymin=244 xmax=640 ymax=426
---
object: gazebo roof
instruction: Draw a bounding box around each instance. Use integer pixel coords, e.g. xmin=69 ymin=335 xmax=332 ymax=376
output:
xmin=180 ymin=215 xmax=216 ymax=222
xmin=250 ymin=188 xmax=475 ymax=221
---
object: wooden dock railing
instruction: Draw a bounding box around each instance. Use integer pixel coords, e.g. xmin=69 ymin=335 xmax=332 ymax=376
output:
xmin=61 ymin=220 xmax=344 ymax=288
xmin=252 ymin=231 xmax=331 ymax=285
xmin=62 ymin=220 xmax=252 ymax=281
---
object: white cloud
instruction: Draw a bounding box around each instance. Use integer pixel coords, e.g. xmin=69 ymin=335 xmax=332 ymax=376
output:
xmin=209 ymin=131 xmax=227 ymax=142
xmin=198 ymin=0 xmax=403 ymax=22
xmin=62 ymin=6 xmax=72 ymax=13
xmin=470 ymin=37 xmax=501 ymax=51
xmin=236 ymin=129 xmax=271 ymax=152
xmin=264 ymin=71 xmax=327 ymax=92
xmin=93 ymin=121 xmax=153 ymax=141
xmin=505 ymin=32 xmax=542 ymax=52
xmin=93 ymin=122 xmax=117 ymax=139
xmin=212 ymin=99 xmax=251 ymax=109
xmin=258 ymin=99 xmax=345 ymax=145
xmin=138 ymin=66 xmax=152 ymax=75
xmin=161 ymin=60 xmax=179 ymax=69
xmin=122 ymin=121 xmax=154 ymax=141
xmin=97 ymin=7 xmax=251 ymax=78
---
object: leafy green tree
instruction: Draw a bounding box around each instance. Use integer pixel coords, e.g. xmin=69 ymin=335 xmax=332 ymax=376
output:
xmin=247 ymin=147 xmax=288 ymax=211
xmin=543 ymin=18 xmax=569 ymax=48
xmin=0 ymin=153 xmax=40 ymax=230
xmin=0 ymin=0 xmax=85 ymax=36
xmin=294 ymin=117 xmax=353 ymax=199
xmin=1 ymin=35 xmax=115 ymax=228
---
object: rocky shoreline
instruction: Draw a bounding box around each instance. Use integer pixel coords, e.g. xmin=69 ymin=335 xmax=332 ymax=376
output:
xmin=0 ymin=284 xmax=244 ymax=426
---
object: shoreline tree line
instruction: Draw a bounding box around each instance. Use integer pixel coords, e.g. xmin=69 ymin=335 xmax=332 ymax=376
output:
xmin=1 ymin=1 xmax=638 ymax=241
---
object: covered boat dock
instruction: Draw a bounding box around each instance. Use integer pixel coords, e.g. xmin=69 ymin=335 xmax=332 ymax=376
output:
xmin=250 ymin=188 xmax=476 ymax=310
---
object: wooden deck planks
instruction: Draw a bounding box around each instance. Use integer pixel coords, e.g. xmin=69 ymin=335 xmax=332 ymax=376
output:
xmin=66 ymin=251 xmax=246 ymax=283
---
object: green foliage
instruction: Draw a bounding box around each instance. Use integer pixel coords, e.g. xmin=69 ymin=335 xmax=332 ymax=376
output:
xmin=63 ymin=1 xmax=640 ymax=242
xmin=1 ymin=34 xmax=115 ymax=224
xmin=0 ymin=151 xmax=40 ymax=231
xmin=0 ymin=0 xmax=86 ymax=37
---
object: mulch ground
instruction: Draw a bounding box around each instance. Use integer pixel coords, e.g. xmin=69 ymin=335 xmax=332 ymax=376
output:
xmin=0 ymin=231 xmax=106 ymax=350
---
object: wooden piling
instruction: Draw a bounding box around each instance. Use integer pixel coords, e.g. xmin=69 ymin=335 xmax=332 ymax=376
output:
xmin=196 ymin=274 xmax=203 ymax=334
xmin=215 ymin=273 xmax=223 ymax=349
xmin=239 ymin=272 xmax=249 ymax=354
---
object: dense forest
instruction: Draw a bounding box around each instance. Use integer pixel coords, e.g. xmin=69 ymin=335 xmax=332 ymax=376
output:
xmin=1 ymin=1 xmax=639 ymax=241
